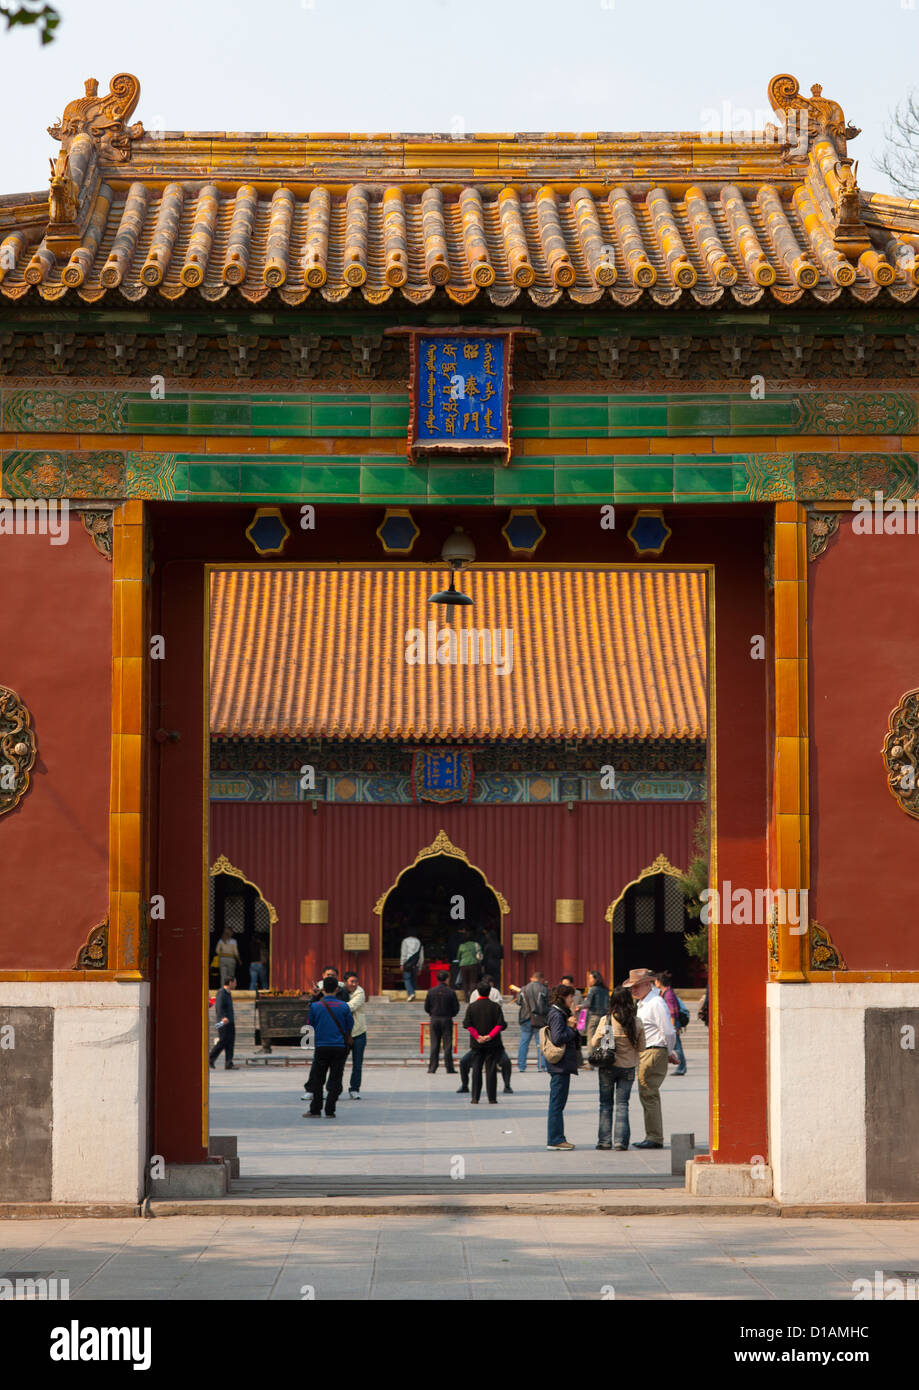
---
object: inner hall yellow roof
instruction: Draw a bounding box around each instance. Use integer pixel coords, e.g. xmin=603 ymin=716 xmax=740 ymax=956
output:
xmin=209 ymin=567 xmax=708 ymax=743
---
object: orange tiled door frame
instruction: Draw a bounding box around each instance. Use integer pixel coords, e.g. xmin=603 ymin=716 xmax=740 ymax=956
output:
xmin=109 ymin=500 xmax=146 ymax=979
xmin=772 ymin=501 xmax=808 ymax=982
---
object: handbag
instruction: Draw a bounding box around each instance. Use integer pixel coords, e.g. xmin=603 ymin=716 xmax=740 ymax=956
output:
xmin=320 ymin=999 xmax=353 ymax=1054
xmin=539 ymin=1014 xmax=567 ymax=1064
xmin=587 ymin=1017 xmax=618 ymax=1069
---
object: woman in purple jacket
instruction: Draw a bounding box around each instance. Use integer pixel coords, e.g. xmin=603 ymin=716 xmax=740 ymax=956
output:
xmin=545 ymin=983 xmax=581 ymax=1150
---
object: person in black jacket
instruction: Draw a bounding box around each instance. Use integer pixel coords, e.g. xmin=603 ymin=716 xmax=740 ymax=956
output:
xmin=209 ymin=975 xmax=237 ymax=1071
xmin=545 ymin=983 xmax=580 ymax=1149
xmin=461 ymin=991 xmax=507 ymax=1104
xmin=425 ymin=970 xmax=459 ymax=1073
xmin=481 ymin=927 xmax=504 ymax=988
xmin=308 ymin=967 xmax=349 ymax=1002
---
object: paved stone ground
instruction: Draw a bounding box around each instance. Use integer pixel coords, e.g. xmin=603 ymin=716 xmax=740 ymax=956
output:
xmin=209 ymin=1047 xmax=709 ymax=1192
xmin=1 ymin=1213 xmax=917 ymax=1300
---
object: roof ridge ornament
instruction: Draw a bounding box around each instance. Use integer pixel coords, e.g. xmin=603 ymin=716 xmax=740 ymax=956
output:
xmin=48 ymin=72 xmax=144 ymax=164
xmin=768 ymin=73 xmax=861 ymax=160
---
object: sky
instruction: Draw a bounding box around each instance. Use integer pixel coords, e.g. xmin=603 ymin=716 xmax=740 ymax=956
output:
xmin=0 ymin=0 xmax=916 ymax=195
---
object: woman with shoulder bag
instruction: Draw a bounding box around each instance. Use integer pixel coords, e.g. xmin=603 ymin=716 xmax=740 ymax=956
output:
xmin=543 ymin=983 xmax=581 ymax=1151
xmin=590 ymin=986 xmax=646 ymax=1151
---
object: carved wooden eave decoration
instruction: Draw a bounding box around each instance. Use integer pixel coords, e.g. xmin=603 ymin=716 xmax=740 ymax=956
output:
xmin=48 ymin=73 xmax=143 ymax=164
xmin=806 ymin=509 xmax=841 ymax=560
xmin=0 ymin=685 xmax=37 ymax=817
xmin=604 ymin=853 xmax=685 ymax=923
xmin=78 ymin=507 xmax=114 ymax=559
xmin=75 ymin=919 xmax=108 ymax=970
xmin=209 ymin=853 xmax=279 ymax=924
xmin=372 ymin=828 xmax=510 ymax=916
xmin=810 ymin=920 xmax=847 ymax=971
xmin=882 ymin=688 xmax=919 ymax=820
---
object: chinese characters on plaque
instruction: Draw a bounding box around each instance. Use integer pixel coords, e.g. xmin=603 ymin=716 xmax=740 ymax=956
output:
xmin=405 ymin=331 xmax=514 ymax=464
xmin=411 ymin=749 xmax=474 ymax=803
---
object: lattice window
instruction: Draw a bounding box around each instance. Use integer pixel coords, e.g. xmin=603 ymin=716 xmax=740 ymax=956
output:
xmin=664 ymin=875 xmax=687 ymax=932
xmin=254 ymin=898 xmax=270 ymax=934
xmin=224 ymin=894 xmax=245 ymax=935
xmin=634 ymin=894 xmax=655 ymax=933
xmin=612 ymin=901 xmax=625 ymax=934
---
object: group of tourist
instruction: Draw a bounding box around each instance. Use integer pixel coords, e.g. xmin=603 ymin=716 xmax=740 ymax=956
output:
xmin=209 ymin=952 xmax=695 ymax=1149
xmin=422 ymin=960 xmax=691 ymax=1150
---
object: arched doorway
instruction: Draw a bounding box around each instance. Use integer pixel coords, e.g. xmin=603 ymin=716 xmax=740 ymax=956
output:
xmin=605 ymin=855 xmax=699 ymax=988
xmin=373 ymin=830 xmax=509 ymax=993
xmin=208 ymin=855 xmax=278 ymax=991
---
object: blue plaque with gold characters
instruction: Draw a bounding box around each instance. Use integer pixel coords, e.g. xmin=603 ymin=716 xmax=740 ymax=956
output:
xmin=411 ymin=748 xmax=474 ymax=803
xmin=398 ymin=328 xmax=522 ymax=465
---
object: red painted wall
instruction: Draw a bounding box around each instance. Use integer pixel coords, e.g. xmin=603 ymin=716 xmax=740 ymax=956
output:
xmin=0 ymin=529 xmax=111 ymax=968
xmin=209 ymin=800 xmax=701 ymax=993
xmin=810 ymin=518 xmax=919 ymax=969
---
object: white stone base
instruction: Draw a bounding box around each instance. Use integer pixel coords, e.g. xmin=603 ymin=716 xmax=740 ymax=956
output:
xmin=0 ymin=981 xmax=148 ymax=1204
xmin=686 ymin=1161 xmax=773 ymax=1197
xmin=148 ymin=1163 xmax=228 ymax=1198
xmin=768 ymin=981 xmax=919 ymax=1204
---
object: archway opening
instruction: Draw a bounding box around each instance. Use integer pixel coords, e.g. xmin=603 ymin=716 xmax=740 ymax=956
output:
xmin=380 ymin=853 xmax=503 ymax=993
xmin=208 ymin=863 xmax=276 ymax=991
xmin=609 ymin=867 xmax=702 ymax=988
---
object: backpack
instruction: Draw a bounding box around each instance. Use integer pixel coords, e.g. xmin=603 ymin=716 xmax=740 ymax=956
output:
xmin=402 ymin=947 xmax=421 ymax=973
xmin=676 ymin=995 xmax=690 ymax=1030
xmin=530 ymin=984 xmax=549 ymax=1025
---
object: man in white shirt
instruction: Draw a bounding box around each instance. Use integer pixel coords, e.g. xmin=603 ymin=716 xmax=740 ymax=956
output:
xmin=400 ymin=935 xmax=424 ymax=1001
xmin=624 ymin=967 xmax=679 ymax=1149
xmin=468 ymin=981 xmax=502 ymax=1004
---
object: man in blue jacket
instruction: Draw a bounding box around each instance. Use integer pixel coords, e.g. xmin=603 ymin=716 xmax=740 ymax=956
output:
xmin=303 ymin=975 xmax=354 ymax=1118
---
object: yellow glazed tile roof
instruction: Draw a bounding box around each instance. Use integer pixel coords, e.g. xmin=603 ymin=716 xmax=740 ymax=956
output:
xmin=2 ymin=72 xmax=918 ymax=308
xmin=209 ymin=567 xmax=708 ymax=742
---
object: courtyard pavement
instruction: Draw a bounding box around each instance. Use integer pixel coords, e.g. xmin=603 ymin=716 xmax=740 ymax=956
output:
xmin=2 ymin=1212 xmax=917 ymax=1300
xmin=208 ymin=1050 xmax=709 ymax=1192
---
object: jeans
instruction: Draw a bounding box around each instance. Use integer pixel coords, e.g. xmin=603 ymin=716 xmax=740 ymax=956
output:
xmin=547 ymin=1072 xmax=571 ymax=1146
xmin=308 ymin=1046 xmax=347 ymax=1115
xmin=209 ymin=1023 xmax=235 ymax=1068
xmin=403 ymin=968 xmax=417 ymax=997
xmin=517 ymin=1018 xmax=547 ymax=1072
xmin=428 ymin=1017 xmax=455 ymax=1071
xmin=349 ymin=1033 xmax=366 ymax=1092
xmin=597 ymin=1065 xmax=636 ymax=1146
xmin=469 ymin=1043 xmax=500 ymax=1103
xmin=248 ymin=961 xmax=267 ymax=991
xmin=672 ymin=1031 xmax=686 ymax=1073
